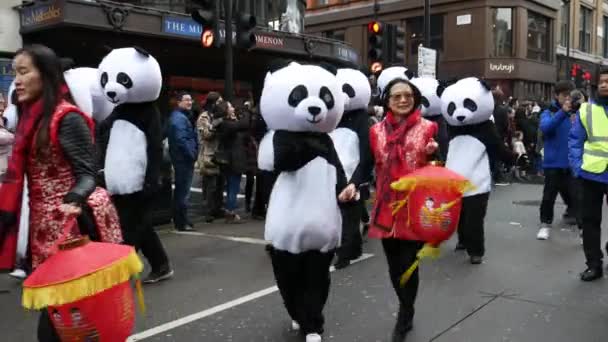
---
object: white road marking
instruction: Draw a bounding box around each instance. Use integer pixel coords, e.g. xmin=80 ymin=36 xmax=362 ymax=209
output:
xmin=172 ymin=231 xmax=269 ymax=245
xmin=127 ymin=253 xmax=375 ymax=341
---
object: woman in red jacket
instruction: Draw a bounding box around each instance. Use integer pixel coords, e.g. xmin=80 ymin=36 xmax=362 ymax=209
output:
xmin=369 ymin=78 xmax=438 ymax=342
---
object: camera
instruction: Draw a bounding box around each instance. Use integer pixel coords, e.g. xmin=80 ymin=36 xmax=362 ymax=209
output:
xmin=570 ymin=89 xmax=585 ymax=113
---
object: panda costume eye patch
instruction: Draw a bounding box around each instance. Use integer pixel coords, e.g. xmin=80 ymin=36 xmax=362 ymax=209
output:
xmin=319 ymin=87 xmax=334 ymax=109
xmin=463 ymin=98 xmax=477 ymax=112
xmin=100 ymin=72 xmax=108 ymax=87
xmin=421 ymin=96 xmax=430 ymax=108
xmin=288 ymin=85 xmax=308 ymax=107
xmin=447 ymin=102 xmax=456 ymax=116
xmin=116 ymin=72 xmax=133 ymax=89
xmin=342 ymin=83 xmax=356 ymax=98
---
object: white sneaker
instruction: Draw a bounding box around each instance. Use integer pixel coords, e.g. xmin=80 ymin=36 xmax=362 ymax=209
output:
xmin=306 ymin=333 xmax=322 ymax=342
xmin=291 ymin=320 xmax=300 ymax=331
xmin=9 ymin=269 xmax=26 ymax=279
xmin=537 ymin=226 xmax=551 ymax=240
xmin=579 ymin=231 xmax=584 ymax=246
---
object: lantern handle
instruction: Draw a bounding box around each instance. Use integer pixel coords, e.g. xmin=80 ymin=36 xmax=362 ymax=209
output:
xmin=55 ymin=215 xmax=89 ymax=251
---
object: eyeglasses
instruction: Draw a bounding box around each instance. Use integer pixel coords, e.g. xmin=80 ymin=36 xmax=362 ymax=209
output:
xmin=389 ymin=93 xmax=414 ymax=101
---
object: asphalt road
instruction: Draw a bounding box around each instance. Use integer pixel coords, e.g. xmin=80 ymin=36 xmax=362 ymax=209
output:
xmin=1 ymin=183 xmax=608 ymax=342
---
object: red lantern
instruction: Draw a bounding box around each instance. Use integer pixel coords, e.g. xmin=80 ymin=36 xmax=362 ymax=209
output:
xmin=390 ymin=165 xmax=473 ymax=285
xmin=22 ymin=232 xmax=145 ymax=341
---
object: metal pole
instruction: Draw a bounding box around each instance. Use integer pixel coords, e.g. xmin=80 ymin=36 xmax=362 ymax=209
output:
xmin=373 ymin=0 xmax=379 ymax=20
xmin=224 ymin=0 xmax=234 ymax=101
xmin=424 ymin=0 xmax=431 ymax=47
xmin=565 ymin=0 xmax=571 ymax=81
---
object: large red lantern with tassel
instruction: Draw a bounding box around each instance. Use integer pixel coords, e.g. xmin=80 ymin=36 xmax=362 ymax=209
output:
xmin=22 ymin=233 xmax=145 ymax=341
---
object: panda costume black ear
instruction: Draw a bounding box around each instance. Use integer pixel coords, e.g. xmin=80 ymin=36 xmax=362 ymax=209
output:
xmin=59 ymin=58 xmax=75 ymax=71
xmin=267 ymin=59 xmax=292 ymax=74
xmin=436 ymin=80 xmax=448 ymax=97
xmin=133 ymin=46 xmax=151 ymax=58
xmin=404 ymin=69 xmax=415 ymax=79
xmin=479 ymin=79 xmax=492 ymax=91
xmin=318 ymin=62 xmax=338 ymax=75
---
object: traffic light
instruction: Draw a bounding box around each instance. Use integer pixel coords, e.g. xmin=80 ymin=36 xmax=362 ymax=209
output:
xmin=191 ymin=0 xmax=219 ymax=48
xmin=392 ymin=25 xmax=405 ymax=63
xmin=368 ymin=21 xmax=384 ymax=66
xmin=236 ymin=13 xmax=257 ymax=49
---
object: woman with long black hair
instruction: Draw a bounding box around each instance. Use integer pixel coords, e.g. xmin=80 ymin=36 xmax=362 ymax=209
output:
xmin=0 ymin=44 xmax=121 ymax=341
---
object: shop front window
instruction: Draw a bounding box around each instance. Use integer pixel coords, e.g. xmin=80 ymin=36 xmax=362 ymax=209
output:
xmin=527 ymin=11 xmax=551 ymax=62
xmin=407 ymin=15 xmax=444 ymax=56
xmin=579 ymin=6 xmax=593 ymax=53
xmin=491 ymin=8 xmax=513 ymax=57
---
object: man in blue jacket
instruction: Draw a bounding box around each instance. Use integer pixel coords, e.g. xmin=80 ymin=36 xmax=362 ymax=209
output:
xmin=569 ymin=69 xmax=608 ymax=281
xmin=537 ymin=81 xmax=576 ymax=241
xmin=167 ymin=92 xmax=199 ymax=231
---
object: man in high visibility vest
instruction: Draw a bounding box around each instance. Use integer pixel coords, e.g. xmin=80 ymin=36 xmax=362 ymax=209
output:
xmin=569 ymin=69 xmax=608 ymax=282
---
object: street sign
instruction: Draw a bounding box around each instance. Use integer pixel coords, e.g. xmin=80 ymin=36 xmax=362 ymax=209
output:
xmin=418 ymin=46 xmax=437 ymax=78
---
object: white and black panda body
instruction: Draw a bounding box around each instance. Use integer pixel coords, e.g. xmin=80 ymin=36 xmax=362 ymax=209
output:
xmin=376 ymin=66 xmax=414 ymax=97
xmin=97 ymin=47 xmax=163 ymax=197
xmin=411 ymin=76 xmax=449 ymax=161
xmin=258 ymin=61 xmax=347 ymax=253
xmin=441 ymin=77 xmax=499 ymax=197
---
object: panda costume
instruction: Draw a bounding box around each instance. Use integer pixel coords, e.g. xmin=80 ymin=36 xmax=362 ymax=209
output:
xmin=411 ymin=76 xmax=449 ymax=161
xmin=440 ymin=77 xmax=513 ymax=263
xmin=376 ymin=66 xmax=414 ymax=98
xmin=97 ymin=47 xmax=172 ymax=281
xmin=258 ymin=61 xmax=346 ymax=342
xmin=329 ymin=67 xmax=373 ymax=268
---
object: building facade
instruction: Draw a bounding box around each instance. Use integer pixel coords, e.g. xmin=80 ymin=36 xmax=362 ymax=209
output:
xmin=0 ymin=1 xmax=22 ymax=99
xmin=306 ymin=0 xmax=561 ymax=101
xmin=556 ymin=0 xmax=608 ymax=88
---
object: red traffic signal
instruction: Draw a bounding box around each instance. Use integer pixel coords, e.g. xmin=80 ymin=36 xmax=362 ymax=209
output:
xmin=368 ymin=21 xmax=382 ymax=34
xmin=201 ymin=29 xmax=214 ymax=48
xmin=584 ymin=71 xmax=592 ymax=81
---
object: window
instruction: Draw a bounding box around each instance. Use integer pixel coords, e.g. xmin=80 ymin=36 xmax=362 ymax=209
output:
xmin=604 ymin=16 xmax=608 ymax=57
xmin=492 ymin=8 xmax=513 ymax=57
xmin=579 ymin=6 xmax=593 ymax=53
xmin=527 ymin=11 xmax=551 ymax=62
xmin=407 ymin=15 xmax=444 ymax=55
xmin=323 ymin=30 xmax=345 ymax=41
xmin=560 ymin=3 xmax=569 ymax=46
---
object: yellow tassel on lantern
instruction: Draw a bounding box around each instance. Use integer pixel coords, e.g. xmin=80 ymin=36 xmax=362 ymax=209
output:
xmin=399 ymin=243 xmax=441 ymax=287
xmin=134 ymin=275 xmax=146 ymax=314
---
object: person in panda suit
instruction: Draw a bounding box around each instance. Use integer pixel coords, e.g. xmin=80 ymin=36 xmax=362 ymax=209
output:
xmin=441 ymin=77 xmax=514 ymax=264
xmin=376 ymin=66 xmax=415 ymax=99
xmin=258 ymin=60 xmax=349 ymax=342
xmin=97 ymin=47 xmax=173 ymax=283
xmin=329 ymin=67 xmax=374 ymax=269
xmin=411 ymin=76 xmax=449 ymax=161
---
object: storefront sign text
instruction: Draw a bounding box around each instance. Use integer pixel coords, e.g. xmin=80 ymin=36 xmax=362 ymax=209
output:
xmin=489 ymin=62 xmax=515 ymax=74
xmin=21 ymin=3 xmax=62 ymax=27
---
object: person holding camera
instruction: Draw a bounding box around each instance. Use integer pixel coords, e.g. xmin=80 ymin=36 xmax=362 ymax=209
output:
xmin=569 ymin=69 xmax=608 ymax=281
xmin=536 ymin=81 xmax=577 ymax=241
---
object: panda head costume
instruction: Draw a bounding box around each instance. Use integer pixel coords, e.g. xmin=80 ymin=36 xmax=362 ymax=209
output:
xmin=376 ymin=66 xmax=414 ymax=96
xmin=336 ymin=68 xmax=371 ymax=112
xmin=98 ymin=47 xmax=162 ymax=105
xmin=440 ymin=77 xmax=494 ymax=126
xmin=260 ymin=61 xmax=345 ymax=133
xmin=411 ymin=76 xmax=445 ymax=118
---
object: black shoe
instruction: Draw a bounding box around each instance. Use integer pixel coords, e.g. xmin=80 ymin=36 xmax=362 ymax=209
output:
xmin=176 ymin=225 xmax=194 ymax=232
xmin=580 ymin=268 xmax=603 ymax=282
xmin=455 ymin=242 xmax=466 ymax=251
xmin=470 ymin=255 xmax=483 ymax=264
xmin=391 ymin=320 xmax=413 ymax=342
xmin=334 ymin=258 xmax=350 ymax=270
xmin=143 ymin=268 xmax=174 ymax=284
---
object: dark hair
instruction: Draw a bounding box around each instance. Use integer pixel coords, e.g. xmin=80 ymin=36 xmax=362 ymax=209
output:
xmin=600 ymin=68 xmax=608 ymax=76
xmin=203 ymin=91 xmax=222 ymax=112
xmin=508 ymin=98 xmax=518 ymax=107
xmin=175 ymin=91 xmax=190 ymax=102
xmin=214 ymin=100 xmax=231 ymax=119
xmin=554 ymin=80 xmax=574 ymax=95
xmin=14 ymin=44 xmax=73 ymax=151
xmin=382 ymin=78 xmax=422 ymax=114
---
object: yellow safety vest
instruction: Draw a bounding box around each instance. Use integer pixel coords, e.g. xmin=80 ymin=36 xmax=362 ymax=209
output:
xmin=580 ymin=102 xmax=608 ymax=173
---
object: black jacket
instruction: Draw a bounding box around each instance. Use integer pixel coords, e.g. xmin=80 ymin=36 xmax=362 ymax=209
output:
xmin=217 ymin=112 xmax=250 ymax=175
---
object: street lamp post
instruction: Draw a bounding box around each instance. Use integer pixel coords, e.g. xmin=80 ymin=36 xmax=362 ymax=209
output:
xmin=424 ymin=0 xmax=431 ymax=48
xmin=563 ymin=0 xmax=571 ymax=81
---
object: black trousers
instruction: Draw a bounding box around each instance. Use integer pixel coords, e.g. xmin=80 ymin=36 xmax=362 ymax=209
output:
xmin=456 ymin=193 xmax=490 ymax=257
xmin=112 ymin=193 xmax=170 ymax=273
xmin=202 ymin=173 xmax=225 ymax=217
xmin=38 ymin=310 xmax=60 ymax=342
xmin=336 ymin=203 xmax=363 ymax=261
xmin=245 ymin=171 xmax=255 ymax=210
xmin=269 ymin=248 xmax=334 ymax=335
xmin=252 ymin=170 xmax=277 ymax=216
xmin=540 ymin=168 xmax=575 ymax=224
xmin=382 ymin=239 xmax=424 ymax=326
xmin=579 ymin=178 xmax=608 ymax=269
